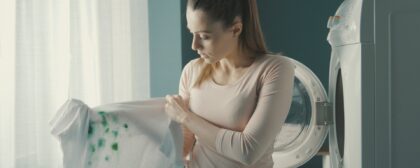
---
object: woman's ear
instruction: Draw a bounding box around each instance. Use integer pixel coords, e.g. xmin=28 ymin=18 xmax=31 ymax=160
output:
xmin=231 ymin=16 xmax=243 ymax=38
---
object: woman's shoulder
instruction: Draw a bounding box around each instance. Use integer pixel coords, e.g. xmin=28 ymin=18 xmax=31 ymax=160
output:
xmin=181 ymin=58 xmax=199 ymax=73
xmin=184 ymin=58 xmax=203 ymax=70
xmin=181 ymin=58 xmax=204 ymax=81
xmin=251 ymin=54 xmax=295 ymax=87
xmin=257 ymin=53 xmax=295 ymax=69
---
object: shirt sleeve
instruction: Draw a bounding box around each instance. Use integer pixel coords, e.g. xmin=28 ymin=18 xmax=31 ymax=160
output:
xmin=179 ymin=60 xmax=195 ymax=104
xmin=214 ymin=58 xmax=295 ymax=165
xmin=178 ymin=60 xmax=197 ymax=157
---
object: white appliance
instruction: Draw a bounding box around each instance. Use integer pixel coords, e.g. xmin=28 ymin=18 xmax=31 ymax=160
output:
xmin=271 ymin=0 xmax=363 ymax=166
xmin=271 ymin=0 xmax=420 ymax=167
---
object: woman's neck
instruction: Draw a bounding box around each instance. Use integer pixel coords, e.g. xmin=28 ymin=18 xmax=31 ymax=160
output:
xmin=215 ymin=49 xmax=255 ymax=73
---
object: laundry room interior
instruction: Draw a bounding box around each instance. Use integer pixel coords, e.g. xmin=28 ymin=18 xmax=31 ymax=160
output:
xmin=1 ymin=0 xmax=419 ymax=167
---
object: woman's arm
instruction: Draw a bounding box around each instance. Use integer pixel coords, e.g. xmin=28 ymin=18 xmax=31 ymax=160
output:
xmin=168 ymin=58 xmax=295 ymax=165
xmin=176 ymin=60 xmax=198 ymax=159
xmin=182 ymin=125 xmax=195 ymax=158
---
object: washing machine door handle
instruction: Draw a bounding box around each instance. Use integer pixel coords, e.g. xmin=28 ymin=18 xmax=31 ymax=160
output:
xmin=316 ymin=101 xmax=333 ymax=125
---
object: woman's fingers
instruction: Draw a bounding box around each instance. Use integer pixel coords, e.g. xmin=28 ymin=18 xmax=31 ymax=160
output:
xmin=166 ymin=94 xmax=183 ymax=103
xmin=174 ymin=95 xmax=182 ymax=100
xmin=172 ymin=95 xmax=185 ymax=106
xmin=164 ymin=94 xmax=189 ymax=123
xmin=165 ymin=95 xmax=180 ymax=111
xmin=166 ymin=95 xmax=185 ymax=107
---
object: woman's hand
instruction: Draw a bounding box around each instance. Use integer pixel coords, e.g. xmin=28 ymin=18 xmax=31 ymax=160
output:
xmin=165 ymin=95 xmax=190 ymax=124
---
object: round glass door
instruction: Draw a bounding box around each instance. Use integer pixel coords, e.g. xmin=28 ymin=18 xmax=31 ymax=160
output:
xmin=272 ymin=57 xmax=329 ymax=168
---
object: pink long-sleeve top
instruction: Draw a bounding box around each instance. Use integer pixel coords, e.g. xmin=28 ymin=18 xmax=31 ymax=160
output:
xmin=179 ymin=54 xmax=295 ymax=168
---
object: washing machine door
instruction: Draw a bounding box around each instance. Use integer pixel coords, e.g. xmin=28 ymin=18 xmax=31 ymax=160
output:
xmin=272 ymin=58 xmax=329 ymax=168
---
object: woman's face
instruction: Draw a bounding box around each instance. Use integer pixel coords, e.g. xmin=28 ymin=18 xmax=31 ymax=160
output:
xmin=186 ymin=8 xmax=240 ymax=64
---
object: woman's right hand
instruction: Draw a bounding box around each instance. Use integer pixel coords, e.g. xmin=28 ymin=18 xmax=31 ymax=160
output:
xmin=165 ymin=94 xmax=191 ymax=123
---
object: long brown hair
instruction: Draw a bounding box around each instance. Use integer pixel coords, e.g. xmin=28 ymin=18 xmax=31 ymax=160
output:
xmin=187 ymin=0 xmax=269 ymax=87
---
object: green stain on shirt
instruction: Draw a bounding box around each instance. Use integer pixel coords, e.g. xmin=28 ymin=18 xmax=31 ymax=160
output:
xmin=111 ymin=142 xmax=118 ymax=151
xmin=87 ymin=121 xmax=95 ymax=138
xmin=98 ymin=138 xmax=105 ymax=148
xmin=105 ymin=127 xmax=110 ymax=133
xmin=89 ymin=144 xmax=96 ymax=153
xmin=111 ymin=114 xmax=118 ymax=123
xmin=105 ymin=155 xmax=110 ymax=161
xmin=101 ymin=117 xmax=108 ymax=127
xmin=112 ymin=130 xmax=119 ymax=137
xmin=123 ymin=123 xmax=128 ymax=129
xmin=98 ymin=111 xmax=108 ymax=127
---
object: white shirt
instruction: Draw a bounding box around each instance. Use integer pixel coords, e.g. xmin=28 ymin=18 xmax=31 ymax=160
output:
xmin=50 ymin=98 xmax=183 ymax=168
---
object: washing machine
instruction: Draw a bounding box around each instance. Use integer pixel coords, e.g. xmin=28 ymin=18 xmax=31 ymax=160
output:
xmin=271 ymin=0 xmax=363 ymax=167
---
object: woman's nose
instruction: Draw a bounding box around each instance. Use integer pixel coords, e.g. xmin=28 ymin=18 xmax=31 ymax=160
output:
xmin=191 ymin=36 xmax=202 ymax=51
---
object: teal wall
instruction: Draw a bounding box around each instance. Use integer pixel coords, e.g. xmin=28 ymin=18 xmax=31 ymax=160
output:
xmin=148 ymin=0 xmax=183 ymax=97
xmin=181 ymin=1 xmax=196 ymax=66
xmin=258 ymin=0 xmax=342 ymax=89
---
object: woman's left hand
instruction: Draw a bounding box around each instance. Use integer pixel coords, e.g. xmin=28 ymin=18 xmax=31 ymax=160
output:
xmin=165 ymin=95 xmax=190 ymax=124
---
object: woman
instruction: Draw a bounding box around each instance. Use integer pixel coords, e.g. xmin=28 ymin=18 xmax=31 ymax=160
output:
xmin=165 ymin=0 xmax=295 ymax=167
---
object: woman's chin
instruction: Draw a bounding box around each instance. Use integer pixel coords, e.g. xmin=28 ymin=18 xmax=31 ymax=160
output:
xmin=200 ymin=55 xmax=219 ymax=64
